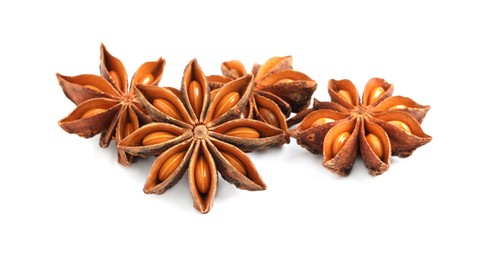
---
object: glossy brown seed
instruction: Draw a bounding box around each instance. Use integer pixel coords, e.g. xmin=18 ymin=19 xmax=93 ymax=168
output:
xmin=188 ymin=80 xmax=203 ymax=117
xmin=142 ymin=131 xmax=176 ymax=146
xmin=85 ymin=84 xmax=101 ymax=92
xmin=332 ymin=132 xmax=351 ymax=157
xmin=109 ymin=71 xmax=121 ymax=87
xmin=221 ymin=152 xmax=246 ymax=176
xmin=153 ymin=99 xmax=182 ymax=120
xmin=124 ymin=122 xmax=134 ymax=137
xmin=389 ymin=105 xmax=407 ymax=110
xmin=368 ymin=87 xmax=385 ymax=105
xmin=388 ymin=120 xmax=412 ymax=134
xmin=311 ymin=117 xmax=335 ymax=128
xmin=80 ymin=108 xmax=106 ymax=119
xmin=224 ymin=127 xmax=260 ymax=138
xmin=338 ymin=90 xmax=354 ymax=105
xmin=195 ymin=155 xmax=211 ymax=194
xmin=141 ymin=74 xmax=154 ymax=85
xmin=366 ymin=133 xmax=383 ymax=159
xmin=158 ymin=151 xmax=186 ymax=181
xmin=213 ymin=92 xmax=240 ymax=118
xmin=259 ymin=107 xmax=279 ymax=127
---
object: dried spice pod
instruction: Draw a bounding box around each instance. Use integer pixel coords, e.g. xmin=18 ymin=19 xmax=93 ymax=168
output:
xmin=207 ymin=56 xmax=317 ymax=133
xmin=289 ymin=78 xmax=432 ymax=176
xmin=118 ymin=59 xmax=287 ymax=213
xmin=57 ymin=44 xmax=166 ymax=165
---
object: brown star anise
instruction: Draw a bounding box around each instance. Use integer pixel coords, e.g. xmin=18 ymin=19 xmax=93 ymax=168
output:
xmin=289 ymin=78 xmax=432 ymax=176
xmin=207 ymin=56 xmax=317 ymax=133
xmin=57 ymin=44 xmax=165 ymax=166
xmin=118 ymin=59 xmax=287 ymax=213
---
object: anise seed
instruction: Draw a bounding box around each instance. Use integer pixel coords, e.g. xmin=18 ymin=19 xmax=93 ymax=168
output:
xmin=389 ymin=105 xmax=407 ymax=110
xmin=221 ymin=152 xmax=247 ymax=176
xmin=188 ymin=80 xmax=203 ymax=117
xmin=338 ymin=90 xmax=354 ymax=105
xmin=153 ymin=99 xmax=182 ymax=120
xmin=311 ymin=117 xmax=334 ymax=128
xmin=259 ymin=107 xmax=279 ymax=127
xmin=142 ymin=131 xmax=176 ymax=146
xmin=388 ymin=120 xmax=412 ymax=134
xmin=366 ymin=133 xmax=383 ymax=159
xmin=224 ymin=127 xmax=260 ymax=138
xmin=368 ymin=87 xmax=385 ymax=105
xmin=213 ymin=92 xmax=240 ymax=118
xmin=159 ymin=151 xmax=186 ymax=181
xmin=332 ymin=132 xmax=351 ymax=157
xmin=80 ymin=108 xmax=106 ymax=119
xmin=195 ymin=155 xmax=211 ymax=194
xmin=142 ymin=74 xmax=153 ymax=85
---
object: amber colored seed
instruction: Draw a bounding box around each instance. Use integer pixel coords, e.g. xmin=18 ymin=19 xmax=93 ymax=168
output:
xmin=276 ymin=79 xmax=294 ymax=83
xmin=158 ymin=151 xmax=186 ymax=181
xmin=109 ymin=70 xmax=121 ymax=87
xmin=142 ymin=74 xmax=154 ymax=85
xmin=332 ymin=132 xmax=351 ymax=157
xmin=124 ymin=122 xmax=134 ymax=137
xmin=311 ymin=117 xmax=335 ymax=128
xmin=80 ymin=108 xmax=106 ymax=119
xmin=259 ymin=108 xmax=279 ymax=127
xmin=188 ymin=80 xmax=203 ymax=117
xmin=210 ymin=88 xmax=220 ymax=100
xmin=153 ymin=99 xmax=182 ymax=120
xmin=368 ymin=87 xmax=385 ymax=105
xmin=366 ymin=133 xmax=384 ymax=159
xmin=195 ymin=155 xmax=211 ymax=194
xmin=224 ymin=127 xmax=260 ymax=138
xmin=84 ymin=84 xmax=101 ymax=92
xmin=221 ymin=152 xmax=246 ymax=176
xmin=388 ymin=120 xmax=412 ymax=134
xmin=142 ymin=131 xmax=176 ymax=146
xmin=213 ymin=92 xmax=240 ymax=118
xmin=338 ymin=90 xmax=354 ymax=105
xmin=389 ymin=105 xmax=407 ymax=110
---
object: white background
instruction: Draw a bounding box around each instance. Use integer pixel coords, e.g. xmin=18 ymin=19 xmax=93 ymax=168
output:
xmin=1 ymin=1 xmax=480 ymax=259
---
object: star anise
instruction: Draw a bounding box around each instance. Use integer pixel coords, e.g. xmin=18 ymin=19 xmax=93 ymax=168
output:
xmin=57 ymin=44 xmax=165 ymax=165
xmin=118 ymin=59 xmax=287 ymax=213
xmin=207 ymin=56 xmax=317 ymax=133
xmin=289 ymin=78 xmax=432 ymax=176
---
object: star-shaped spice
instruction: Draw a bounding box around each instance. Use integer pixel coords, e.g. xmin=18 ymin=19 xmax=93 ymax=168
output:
xmin=289 ymin=78 xmax=432 ymax=175
xmin=57 ymin=44 xmax=165 ymax=165
xmin=207 ymin=56 xmax=317 ymax=133
xmin=118 ymin=59 xmax=287 ymax=213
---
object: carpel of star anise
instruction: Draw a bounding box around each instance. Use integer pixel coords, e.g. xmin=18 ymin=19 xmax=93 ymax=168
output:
xmin=57 ymin=44 xmax=165 ymax=166
xmin=289 ymin=78 xmax=432 ymax=176
xmin=207 ymin=56 xmax=317 ymax=135
xmin=118 ymin=59 xmax=287 ymax=213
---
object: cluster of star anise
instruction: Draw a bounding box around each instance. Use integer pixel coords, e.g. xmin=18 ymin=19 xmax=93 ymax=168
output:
xmin=57 ymin=44 xmax=432 ymax=213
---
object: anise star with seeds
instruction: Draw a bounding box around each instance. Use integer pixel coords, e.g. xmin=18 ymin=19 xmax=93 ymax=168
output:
xmin=118 ymin=59 xmax=287 ymax=213
xmin=207 ymin=56 xmax=317 ymax=133
xmin=57 ymin=44 xmax=165 ymax=165
xmin=289 ymin=78 xmax=432 ymax=176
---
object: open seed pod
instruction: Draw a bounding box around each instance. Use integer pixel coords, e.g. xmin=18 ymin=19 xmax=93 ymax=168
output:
xmin=289 ymin=78 xmax=432 ymax=176
xmin=119 ymin=59 xmax=287 ymax=213
xmin=57 ymin=43 xmax=165 ymax=165
xmin=206 ymin=56 xmax=317 ymax=133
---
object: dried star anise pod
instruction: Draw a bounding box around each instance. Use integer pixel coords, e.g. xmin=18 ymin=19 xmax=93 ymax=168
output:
xmin=118 ymin=59 xmax=287 ymax=213
xmin=207 ymin=56 xmax=317 ymax=134
xmin=289 ymin=78 xmax=432 ymax=176
xmin=57 ymin=44 xmax=165 ymax=165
